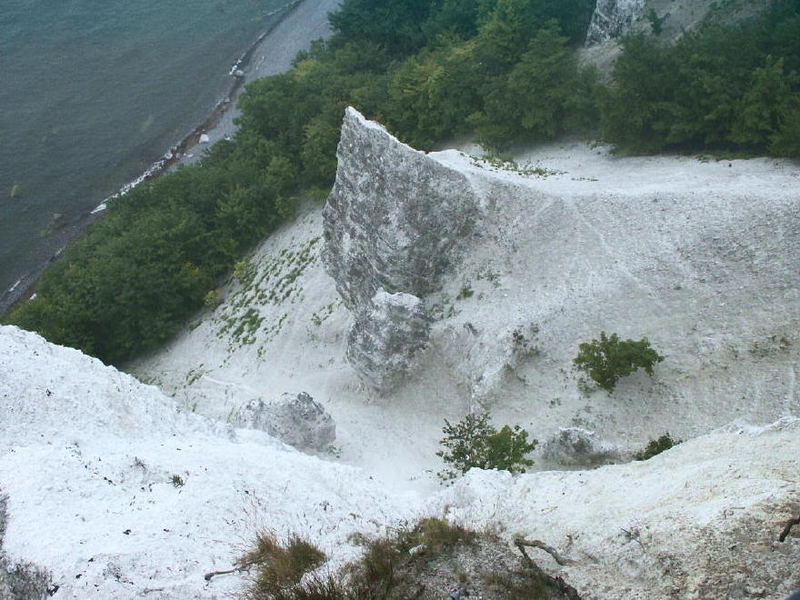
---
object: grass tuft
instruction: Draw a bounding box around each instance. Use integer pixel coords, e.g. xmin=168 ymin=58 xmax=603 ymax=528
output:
xmin=237 ymin=518 xmax=580 ymax=599
xmin=240 ymin=533 xmax=326 ymax=598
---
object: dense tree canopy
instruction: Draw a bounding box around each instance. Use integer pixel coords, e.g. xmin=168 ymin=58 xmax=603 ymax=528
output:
xmin=6 ymin=0 xmax=799 ymax=364
xmin=602 ymin=7 xmax=800 ymax=155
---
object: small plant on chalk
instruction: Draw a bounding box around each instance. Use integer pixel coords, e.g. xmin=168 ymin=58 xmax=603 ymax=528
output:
xmin=204 ymin=289 xmax=222 ymax=308
xmin=437 ymin=412 xmax=537 ymax=482
xmin=456 ymin=283 xmax=474 ymax=300
xmin=634 ymin=433 xmax=680 ymax=461
xmin=394 ymin=517 xmax=478 ymax=553
xmin=573 ymin=332 xmax=664 ymax=393
xmin=233 ymin=260 xmax=255 ymax=283
xmin=511 ymin=325 xmax=540 ymax=358
xmin=646 ymin=8 xmax=667 ymax=35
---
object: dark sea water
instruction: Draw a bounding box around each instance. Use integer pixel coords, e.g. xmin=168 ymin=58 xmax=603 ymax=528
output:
xmin=0 ymin=0 xmax=288 ymax=310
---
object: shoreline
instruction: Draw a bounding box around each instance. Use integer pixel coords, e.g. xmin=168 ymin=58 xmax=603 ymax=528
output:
xmin=93 ymin=0 xmax=308 ymax=214
xmin=1 ymin=0 xmax=339 ymax=316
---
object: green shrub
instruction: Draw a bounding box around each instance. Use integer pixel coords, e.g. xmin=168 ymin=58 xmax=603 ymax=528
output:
xmin=456 ymin=283 xmax=474 ymax=300
xmin=634 ymin=433 xmax=680 ymax=461
xmin=645 ymin=8 xmax=666 ymax=35
xmin=436 ymin=412 xmax=538 ymax=481
xmin=573 ymin=332 xmax=664 ymax=393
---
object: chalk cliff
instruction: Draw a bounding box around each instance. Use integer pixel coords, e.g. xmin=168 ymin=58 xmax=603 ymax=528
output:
xmin=2 ymin=325 xmax=798 ymax=598
xmin=585 ymin=0 xmax=646 ymax=44
xmin=584 ymin=0 xmax=772 ymax=48
xmin=3 ymin=106 xmax=800 ymax=598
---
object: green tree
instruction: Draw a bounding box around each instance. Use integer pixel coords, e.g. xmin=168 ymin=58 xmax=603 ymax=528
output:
xmin=574 ymin=332 xmax=664 ymax=393
xmin=769 ymin=101 xmax=800 ymax=157
xmin=762 ymin=9 xmax=800 ymax=73
xmin=600 ymin=34 xmax=679 ymax=152
xmin=731 ymin=57 xmax=800 ymax=152
xmin=385 ymin=40 xmax=482 ymax=147
xmin=423 ymin=0 xmax=483 ymax=41
xmin=437 ymin=412 xmax=537 ymax=481
xmin=601 ymin=5 xmax=800 ymax=156
xmin=472 ymin=24 xmax=579 ymax=147
xmin=474 ymin=0 xmax=596 ymax=45
xmin=9 ymin=199 xmax=214 ymax=363
xmin=473 ymin=0 xmax=532 ymax=73
xmin=328 ymin=0 xmax=432 ymax=56
xmin=302 ymin=111 xmax=343 ymax=185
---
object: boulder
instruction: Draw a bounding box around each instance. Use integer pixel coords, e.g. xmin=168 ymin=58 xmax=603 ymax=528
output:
xmin=540 ymin=427 xmax=623 ymax=467
xmin=233 ymin=392 xmax=335 ymax=452
xmin=346 ymin=290 xmax=430 ymax=393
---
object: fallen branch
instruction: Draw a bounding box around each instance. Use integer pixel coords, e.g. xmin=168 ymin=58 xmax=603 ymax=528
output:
xmin=514 ymin=537 xmax=575 ymax=566
xmin=779 ymin=515 xmax=800 ymax=542
xmin=620 ymin=527 xmax=646 ymax=553
xmin=204 ymin=564 xmax=250 ymax=582
xmin=513 ymin=537 xmax=582 ymax=600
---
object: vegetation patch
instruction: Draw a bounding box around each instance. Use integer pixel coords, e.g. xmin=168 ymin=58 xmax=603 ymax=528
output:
xmin=573 ymin=332 xmax=664 ymax=393
xmin=239 ymin=533 xmax=327 ymax=598
xmin=429 ymin=295 xmax=461 ymax=320
xmin=437 ymin=412 xmax=538 ymax=482
xmin=602 ymin=7 xmax=800 ymax=157
xmin=310 ymin=301 xmax=340 ymax=327
xmin=511 ymin=325 xmax=540 ymax=359
xmin=185 ymin=364 xmax=206 ymax=386
xmin=749 ymin=334 xmax=792 ymax=358
xmin=634 ymin=433 xmax=681 ymax=461
xmin=214 ymin=237 xmax=320 ymax=351
xmin=476 ymin=265 xmax=502 ymax=287
xmin=456 ymin=283 xmax=474 ymax=300
xmin=237 ymin=519 xmax=580 ymax=600
xmin=471 ymin=155 xmax=565 ymax=178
